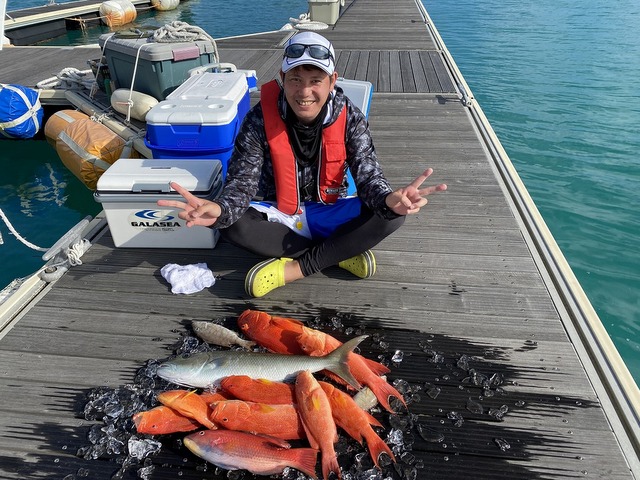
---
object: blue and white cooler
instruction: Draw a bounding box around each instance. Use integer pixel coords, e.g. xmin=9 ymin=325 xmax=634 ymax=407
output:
xmin=144 ymin=72 xmax=250 ymax=179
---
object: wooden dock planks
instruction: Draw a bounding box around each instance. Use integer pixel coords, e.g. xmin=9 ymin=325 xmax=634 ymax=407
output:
xmin=0 ymin=0 xmax=636 ymax=479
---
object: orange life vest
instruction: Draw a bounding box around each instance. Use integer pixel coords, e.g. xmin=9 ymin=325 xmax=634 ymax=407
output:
xmin=261 ymin=79 xmax=348 ymax=215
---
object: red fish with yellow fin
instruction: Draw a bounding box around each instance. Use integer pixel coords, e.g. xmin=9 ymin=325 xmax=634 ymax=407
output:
xmin=295 ymin=370 xmax=342 ymax=480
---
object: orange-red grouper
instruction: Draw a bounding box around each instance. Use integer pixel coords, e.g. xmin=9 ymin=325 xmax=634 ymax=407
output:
xmin=319 ymin=381 xmax=396 ymax=468
xmin=237 ymin=309 xmax=306 ymax=354
xmin=132 ymin=405 xmax=200 ymax=435
xmin=238 ymin=309 xmax=389 ymax=375
xmin=210 ymin=400 xmax=305 ymax=440
xmin=156 ymin=390 xmax=217 ymax=430
xmin=183 ymin=430 xmax=319 ymax=479
xmin=295 ymin=370 xmax=341 ymax=480
xmin=298 ymin=325 xmax=407 ymax=413
xmin=198 ymin=390 xmax=233 ymax=405
xmin=219 ymin=375 xmax=296 ymax=405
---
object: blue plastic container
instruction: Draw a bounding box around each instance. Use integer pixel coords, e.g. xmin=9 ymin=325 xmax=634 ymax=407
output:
xmin=144 ymin=140 xmax=234 ymax=179
xmin=145 ymin=72 xmax=248 ymax=180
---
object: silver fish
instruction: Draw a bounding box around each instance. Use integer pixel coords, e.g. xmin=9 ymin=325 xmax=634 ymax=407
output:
xmin=157 ymin=335 xmax=367 ymax=389
xmin=192 ymin=321 xmax=256 ymax=349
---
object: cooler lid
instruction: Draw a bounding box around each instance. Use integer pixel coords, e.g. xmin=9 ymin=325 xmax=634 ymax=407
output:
xmin=145 ymin=98 xmax=239 ymax=126
xmin=98 ymin=33 xmax=214 ymax=62
xmin=96 ymin=158 xmax=222 ymax=194
xmin=167 ymin=72 xmax=248 ymax=102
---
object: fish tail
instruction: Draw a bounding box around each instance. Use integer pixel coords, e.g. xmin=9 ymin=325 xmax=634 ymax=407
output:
xmin=285 ymin=447 xmax=319 ymax=480
xmin=364 ymin=430 xmax=396 ymax=468
xmin=363 ymin=356 xmax=391 ymax=375
xmin=367 ymin=375 xmax=407 ymax=413
xmin=325 ymin=335 xmax=367 ymax=390
xmin=322 ymin=453 xmax=342 ymax=480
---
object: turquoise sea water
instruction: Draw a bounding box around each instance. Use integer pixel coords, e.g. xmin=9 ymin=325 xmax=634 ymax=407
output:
xmin=423 ymin=0 xmax=640 ymax=382
xmin=2 ymin=0 xmax=639 ymax=385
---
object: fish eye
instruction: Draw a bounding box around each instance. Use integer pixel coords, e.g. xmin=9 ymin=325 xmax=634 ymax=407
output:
xmin=221 ymin=417 xmax=228 ymax=422
xmin=198 ymin=431 xmax=205 ymax=436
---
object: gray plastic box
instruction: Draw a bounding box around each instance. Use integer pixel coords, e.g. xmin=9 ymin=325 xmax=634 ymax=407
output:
xmin=98 ymin=33 xmax=216 ymax=100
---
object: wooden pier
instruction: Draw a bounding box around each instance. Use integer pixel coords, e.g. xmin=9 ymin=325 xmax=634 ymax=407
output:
xmin=0 ymin=0 xmax=638 ymax=479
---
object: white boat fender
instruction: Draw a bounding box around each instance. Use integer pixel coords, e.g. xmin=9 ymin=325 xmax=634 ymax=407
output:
xmin=0 ymin=84 xmax=44 ymax=139
xmin=99 ymin=0 xmax=137 ymax=28
xmin=151 ymin=0 xmax=180 ymax=11
xmin=110 ymin=88 xmax=158 ymax=122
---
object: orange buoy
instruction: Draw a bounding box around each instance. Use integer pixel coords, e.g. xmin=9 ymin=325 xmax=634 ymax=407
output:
xmin=99 ymin=0 xmax=137 ymax=28
xmin=55 ymin=117 xmax=136 ymax=190
xmin=44 ymin=109 xmax=89 ymax=147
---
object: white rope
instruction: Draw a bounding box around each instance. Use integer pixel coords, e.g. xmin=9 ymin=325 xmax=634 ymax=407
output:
xmin=285 ymin=13 xmax=329 ymax=31
xmin=65 ymin=238 xmax=91 ymax=266
xmin=0 ymin=207 xmax=47 ymax=252
xmin=36 ymin=68 xmax=95 ymax=90
xmin=0 ymin=207 xmax=90 ymax=266
xmin=153 ymin=21 xmax=219 ymax=64
xmin=121 ymin=41 xmax=153 ymax=123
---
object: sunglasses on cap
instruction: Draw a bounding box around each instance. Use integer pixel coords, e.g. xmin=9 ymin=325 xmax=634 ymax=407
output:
xmin=283 ymin=43 xmax=334 ymax=61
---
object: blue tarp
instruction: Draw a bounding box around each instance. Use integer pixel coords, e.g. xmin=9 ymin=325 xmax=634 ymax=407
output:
xmin=0 ymin=84 xmax=43 ymax=139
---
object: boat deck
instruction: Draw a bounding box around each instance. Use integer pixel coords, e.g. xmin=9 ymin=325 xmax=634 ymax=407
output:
xmin=0 ymin=0 xmax=638 ymax=479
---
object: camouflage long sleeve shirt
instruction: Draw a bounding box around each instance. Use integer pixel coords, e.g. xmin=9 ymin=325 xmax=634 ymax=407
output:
xmin=214 ymin=86 xmax=397 ymax=228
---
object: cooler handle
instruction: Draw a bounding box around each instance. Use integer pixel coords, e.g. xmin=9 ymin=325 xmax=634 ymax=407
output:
xmin=132 ymin=182 xmax=172 ymax=193
xmin=187 ymin=62 xmax=237 ymax=77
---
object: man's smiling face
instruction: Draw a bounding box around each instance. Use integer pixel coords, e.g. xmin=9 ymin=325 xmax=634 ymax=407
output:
xmin=281 ymin=65 xmax=337 ymax=125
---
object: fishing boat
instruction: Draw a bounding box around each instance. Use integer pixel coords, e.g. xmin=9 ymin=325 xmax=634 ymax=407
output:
xmin=0 ymin=0 xmax=638 ymax=479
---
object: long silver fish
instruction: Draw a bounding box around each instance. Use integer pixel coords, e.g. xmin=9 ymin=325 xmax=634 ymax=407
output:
xmin=191 ymin=321 xmax=256 ymax=349
xmin=157 ymin=335 xmax=367 ymax=389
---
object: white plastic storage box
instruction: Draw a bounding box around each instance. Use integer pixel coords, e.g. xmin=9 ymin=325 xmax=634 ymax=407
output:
xmin=98 ymin=33 xmax=217 ymax=100
xmin=144 ymin=72 xmax=250 ymax=179
xmin=308 ymin=0 xmax=341 ymax=25
xmin=94 ymin=158 xmax=223 ymax=248
xmin=335 ymin=78 xmax=374 ymax=194
xmin=336 ymin=78 xmax=373 ymax=116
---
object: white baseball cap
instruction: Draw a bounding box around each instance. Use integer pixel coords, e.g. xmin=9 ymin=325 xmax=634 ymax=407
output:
xmin=281 ymin=31 xmax=336 ymax=76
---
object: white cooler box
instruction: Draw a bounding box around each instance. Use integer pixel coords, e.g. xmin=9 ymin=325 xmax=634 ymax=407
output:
xmin=94 ymin=159 xmax=223 ymax=248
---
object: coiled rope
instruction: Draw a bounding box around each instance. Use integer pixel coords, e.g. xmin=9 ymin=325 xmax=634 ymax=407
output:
xmin=36 ymin=68 xmax=95 ymax=90
xmin=153 ymin=21 xmax=219 ymax=64
xmin=285 ymin=13 xmax=329 ymax=31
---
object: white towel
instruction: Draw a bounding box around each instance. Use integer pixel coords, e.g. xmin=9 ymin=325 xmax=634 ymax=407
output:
xmin=160 ymin=263 xmax=216 ymax=294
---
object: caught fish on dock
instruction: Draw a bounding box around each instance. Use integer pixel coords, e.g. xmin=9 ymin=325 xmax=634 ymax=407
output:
xmin=220 ymin=375 xmax=296 ymax=405
xmin=320 ymin=381 xmax=395 ymax=469
xmin=237 ymin=308 xmax=405 ymax=413
xmin=296 ymin=370 xmax=342 ymax=480
xmin=132 ymin=405 xmax=201 ymax=435
xmin=237 ymin=309 xmax=307 ymax=354
xmin=191 ymin=320 xmax=256 ymax=349
xmin=210 ymin=400 xmax=306 ymax=440
xmin=156 ymin=389 xmax=217 ymax=430
xmin=183 ymin=430 xmax=319 ymax=479
xmin=156 ymin=335 xmax=367 ymax=389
